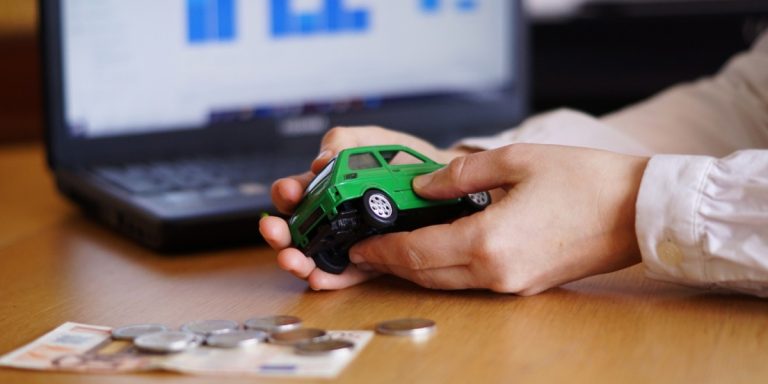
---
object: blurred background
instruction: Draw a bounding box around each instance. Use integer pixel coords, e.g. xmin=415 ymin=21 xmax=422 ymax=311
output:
xmin=1 ymin=0 xmax=767 ymax=144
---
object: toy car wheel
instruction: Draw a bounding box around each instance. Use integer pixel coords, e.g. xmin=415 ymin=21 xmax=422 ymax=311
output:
xmin=312 ymin=249 xmax=349 ymax=275
xmin=362 ymin=190 xmax=398 ymax=228
xmin=464 ymin=191 xmax=491 ymax=210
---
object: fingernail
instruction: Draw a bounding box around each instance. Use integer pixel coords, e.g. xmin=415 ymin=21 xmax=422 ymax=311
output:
xmin=315 ymin=150 xmax=329 ymax=160
xmin=413 ymin=173 xmax=434 ymax=190
xmin=349 ymin=252 xmax=363 ymax=264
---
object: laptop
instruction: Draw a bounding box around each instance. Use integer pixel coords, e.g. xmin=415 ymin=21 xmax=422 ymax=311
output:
xmin=40 ymin=0 xmax=528 ymax=251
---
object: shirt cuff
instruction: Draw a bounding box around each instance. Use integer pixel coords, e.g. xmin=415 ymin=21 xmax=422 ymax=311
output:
xmin=637 ymin=151 xmax=768 ymax=296
xmin=635 ymin=155 xmax=715 ymax=288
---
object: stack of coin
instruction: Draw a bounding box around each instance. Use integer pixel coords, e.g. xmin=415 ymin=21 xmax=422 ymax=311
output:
xmin=244 ymin=315 xmax=302 ymax=333
xmin=111 ymin=324 xmax=170 ymax=341
xmin=110 ymin=315 xmax=436 ymax=355
xmin=181 ymin=319 xmax=239 ymax=336
xmin=134 ymin=331 xmax=203 ymax=353
xmin=295 ymin=339 xmax=355 ymax=356
xmin=269 ymin=328 xmax=327 ymax=345
xmin=206 ymin=331 xmax=268 ymax=348
xmin=375 ymin=318 xmax=436 ymax=337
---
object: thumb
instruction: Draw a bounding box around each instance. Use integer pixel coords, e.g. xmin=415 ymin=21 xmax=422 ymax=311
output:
xmin=413 ymin=147 xmax=525 ymax=200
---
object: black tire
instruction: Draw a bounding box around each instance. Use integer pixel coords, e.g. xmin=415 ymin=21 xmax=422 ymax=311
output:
xmin=362 ymin=190 xmax=398 ymax=228
xmin=464 ymin=191 xmax=491 ymax=211
xmin=312 ymin=249 xmax=349 ymax=275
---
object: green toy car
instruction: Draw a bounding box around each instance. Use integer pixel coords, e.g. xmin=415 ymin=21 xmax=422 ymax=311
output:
xmin=288 ymin=145 xmax=491 ymax=274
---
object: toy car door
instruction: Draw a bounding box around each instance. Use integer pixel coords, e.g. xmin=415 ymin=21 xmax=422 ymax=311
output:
xmin=377 ymin=148 xmax=435 ymax=209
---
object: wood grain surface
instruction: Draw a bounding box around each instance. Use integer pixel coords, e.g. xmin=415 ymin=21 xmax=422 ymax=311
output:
xmin=1 ymin=145 xmax=767 ymax=384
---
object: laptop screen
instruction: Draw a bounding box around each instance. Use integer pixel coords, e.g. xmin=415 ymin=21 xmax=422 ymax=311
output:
xmin=60 ymin=0 xmax=515 ymax=139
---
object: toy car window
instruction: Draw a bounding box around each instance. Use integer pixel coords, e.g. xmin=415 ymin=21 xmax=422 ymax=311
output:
xmin=380 ymin=150 xmax=425 ymax=166
xmin=348 ymin=153 xmax=381 ymax=170
xmin=304 ymin=158 xmax=336 ymax=195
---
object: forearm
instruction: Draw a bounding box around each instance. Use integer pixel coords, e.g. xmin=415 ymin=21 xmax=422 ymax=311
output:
xmin=602 ymin=33 xmax=768 ymax=156
xmin=456 ymin=108 xmax=652 ymax=156
xmin=458 ymin=33 xmax=768 ymax=157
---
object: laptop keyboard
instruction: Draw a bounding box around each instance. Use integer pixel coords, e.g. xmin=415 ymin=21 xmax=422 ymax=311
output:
xmin=93 ymin=154 xmax=303 ymax=196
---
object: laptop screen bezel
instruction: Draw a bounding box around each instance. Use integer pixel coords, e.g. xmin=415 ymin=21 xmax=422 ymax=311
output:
xmin=41 ymin=0 xmax=528 ymax=169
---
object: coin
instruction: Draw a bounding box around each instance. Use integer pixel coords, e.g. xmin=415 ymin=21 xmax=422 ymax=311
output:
xmin=111 ymin=324 xmax=170 ymax=341
xmin=180 ymin=319 xmax=239 ymax=336
xmin=269 ymin=328 xmax=327 ymax=345
xmin=375 ymin=318 xmax=436 ymax=337
xmin=244 ymin=315 xmax=302 ymax=333
xmin=205 ymin=330 xmax=268 ymax=348
xmin=134 ymin=331 xmax=202 ymax=353
xmin=294 ymin=339 xmax=355 ymax=356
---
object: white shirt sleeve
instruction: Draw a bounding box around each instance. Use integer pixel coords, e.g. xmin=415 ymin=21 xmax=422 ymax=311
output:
xmin=636 ymin=150 xmax=768 ymax=296
xmin=459 ymin=31 xmax=768 ymax=156
xmin=618 ymin=32 xmax=768 ymax=295
xmin=455 ymin=31 xmax=768 ymax=296
xmin=458 ymin=108 xmax=651 ymax=156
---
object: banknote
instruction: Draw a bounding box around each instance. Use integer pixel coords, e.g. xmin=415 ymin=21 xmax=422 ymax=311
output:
xmin=0 ymin=322 xmax=373 ymax=379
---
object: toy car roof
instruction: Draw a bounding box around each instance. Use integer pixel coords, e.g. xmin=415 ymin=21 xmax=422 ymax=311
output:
xmin=336 ymin=145 xmax=437 ymax=163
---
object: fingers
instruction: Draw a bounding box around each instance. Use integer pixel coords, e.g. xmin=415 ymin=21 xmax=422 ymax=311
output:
xmin=348 ymin=217 xmax=479 ymax=270
xmin=311 ymin=150 xmax=336 ymax=174
xmin=265 ymin=209 xmax=485 ymax=291
xmin=276 ymin=248 xmax=379 ymax=290
xmin=277 ymin=248 xmax=316 ymax=278
xmin=311 ymin=126 xmax=365 ymax=173
xmin=367 ymin=264 xmax=477 ymax=290
xmin=259 ymin=216 xmax=292 ymax=250
xmin=412 ymin=145 xmax=532 ymax=200
xmin=311 ymin=126 xmax=447 ymax=173
xmin=271 ymin=171 xmax=315 ymax=214
xmin=307 ymin=267 xmax=380 ymax=290
xmin=311 ymin=126 xmax=381 ymax=173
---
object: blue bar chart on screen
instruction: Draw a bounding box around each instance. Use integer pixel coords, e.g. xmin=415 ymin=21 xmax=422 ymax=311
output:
xmin=186 ymin=0 xmax=480 ymax=43
xmin=62 ymin=0 xmax=510 ymax=139
xmin=271 ymin=0 xmax=370 ymax=37
xmin=187 ymin=0 xmax=237 ymax=43
xmin=421 ymin=0 xmax=478 ymax=13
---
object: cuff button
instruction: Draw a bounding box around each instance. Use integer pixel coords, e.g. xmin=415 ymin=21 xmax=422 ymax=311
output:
xmin=657 ymin=241 xmax=684 ymax=266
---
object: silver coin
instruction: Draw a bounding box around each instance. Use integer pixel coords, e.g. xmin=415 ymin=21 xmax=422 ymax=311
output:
xmin=111 ymin=324 xmax=170 ymax=341
xmin=205 ymin=330 xmax=268 ymax=348
xmin=294 ymin=339 xmax=354 ymax=356
xmin=375 ymin=318 xmax=436 ymax=337
xmin=268 ymin=328 xmax=327 ymax=345
xmin=134 ymin=331 xmax=202 ymax=353
xmin=180 ymin=319 xmax=239 ymax=336
xmin=244 ymin=315 xmax=302 ymax=333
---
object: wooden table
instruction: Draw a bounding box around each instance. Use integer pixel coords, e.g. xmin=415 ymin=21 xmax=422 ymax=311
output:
xmin=1 ymin=143 xmax=767 ymax=384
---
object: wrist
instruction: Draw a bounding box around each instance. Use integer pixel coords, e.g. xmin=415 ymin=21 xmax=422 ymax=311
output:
xmin=621 ymin=156 xmax=650 ymax=265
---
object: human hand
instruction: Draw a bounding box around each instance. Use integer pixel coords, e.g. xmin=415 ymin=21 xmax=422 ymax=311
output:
xmin=258 ymin=126 xmax=471 ymax=290
xmin=347 ymin=143 xmax=649 ymax=295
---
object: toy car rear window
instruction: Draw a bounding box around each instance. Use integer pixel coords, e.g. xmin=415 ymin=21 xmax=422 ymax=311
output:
xmin=348 ymin=153 xmax=381 ymax=170
xmin=380 ymin=150 xmax=425 ymax=165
